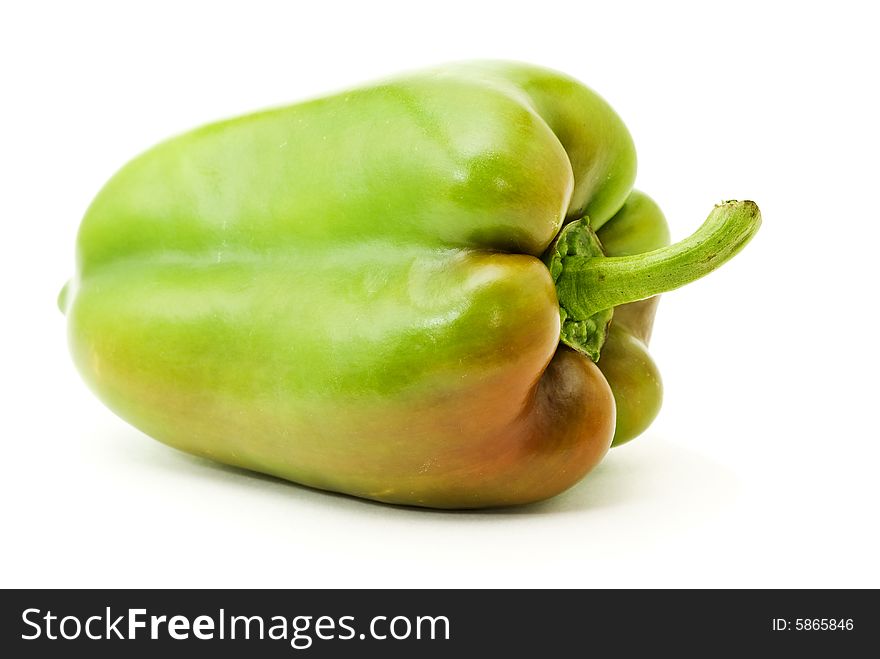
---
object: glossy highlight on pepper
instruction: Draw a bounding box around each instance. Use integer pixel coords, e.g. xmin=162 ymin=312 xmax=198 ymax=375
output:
xmin=59 ymin=61 xmax=760 ymax=508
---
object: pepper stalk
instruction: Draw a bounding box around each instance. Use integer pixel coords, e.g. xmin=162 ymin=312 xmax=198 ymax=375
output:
xmin=544 ymin=200 xmax=761 ymax=360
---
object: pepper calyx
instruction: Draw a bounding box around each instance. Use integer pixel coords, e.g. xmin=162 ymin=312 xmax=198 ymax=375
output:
xmin=542 ymin=217 xmax=612 ymax=361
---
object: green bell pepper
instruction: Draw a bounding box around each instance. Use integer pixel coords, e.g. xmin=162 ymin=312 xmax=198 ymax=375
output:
xmin=59 ymin=61 xmax=760 ymax=508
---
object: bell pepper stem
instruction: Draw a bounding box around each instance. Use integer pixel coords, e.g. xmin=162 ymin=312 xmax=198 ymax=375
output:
xmin=548 ymin=200 xmax=761 ymax=358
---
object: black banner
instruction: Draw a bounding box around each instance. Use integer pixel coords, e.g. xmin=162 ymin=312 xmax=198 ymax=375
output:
xmin=1 ymin=589 xmax=875 ymax=656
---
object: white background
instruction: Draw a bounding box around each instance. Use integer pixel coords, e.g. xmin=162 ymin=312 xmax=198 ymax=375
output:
xmin=2 ymin=0 xmax=878 ymax=588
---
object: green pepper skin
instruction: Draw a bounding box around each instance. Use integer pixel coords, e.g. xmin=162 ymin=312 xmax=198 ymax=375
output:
xmin=596 ymin=191 xmax=670 ymax=446
xmin=61 ymin=62 xmax=634 ymax=508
